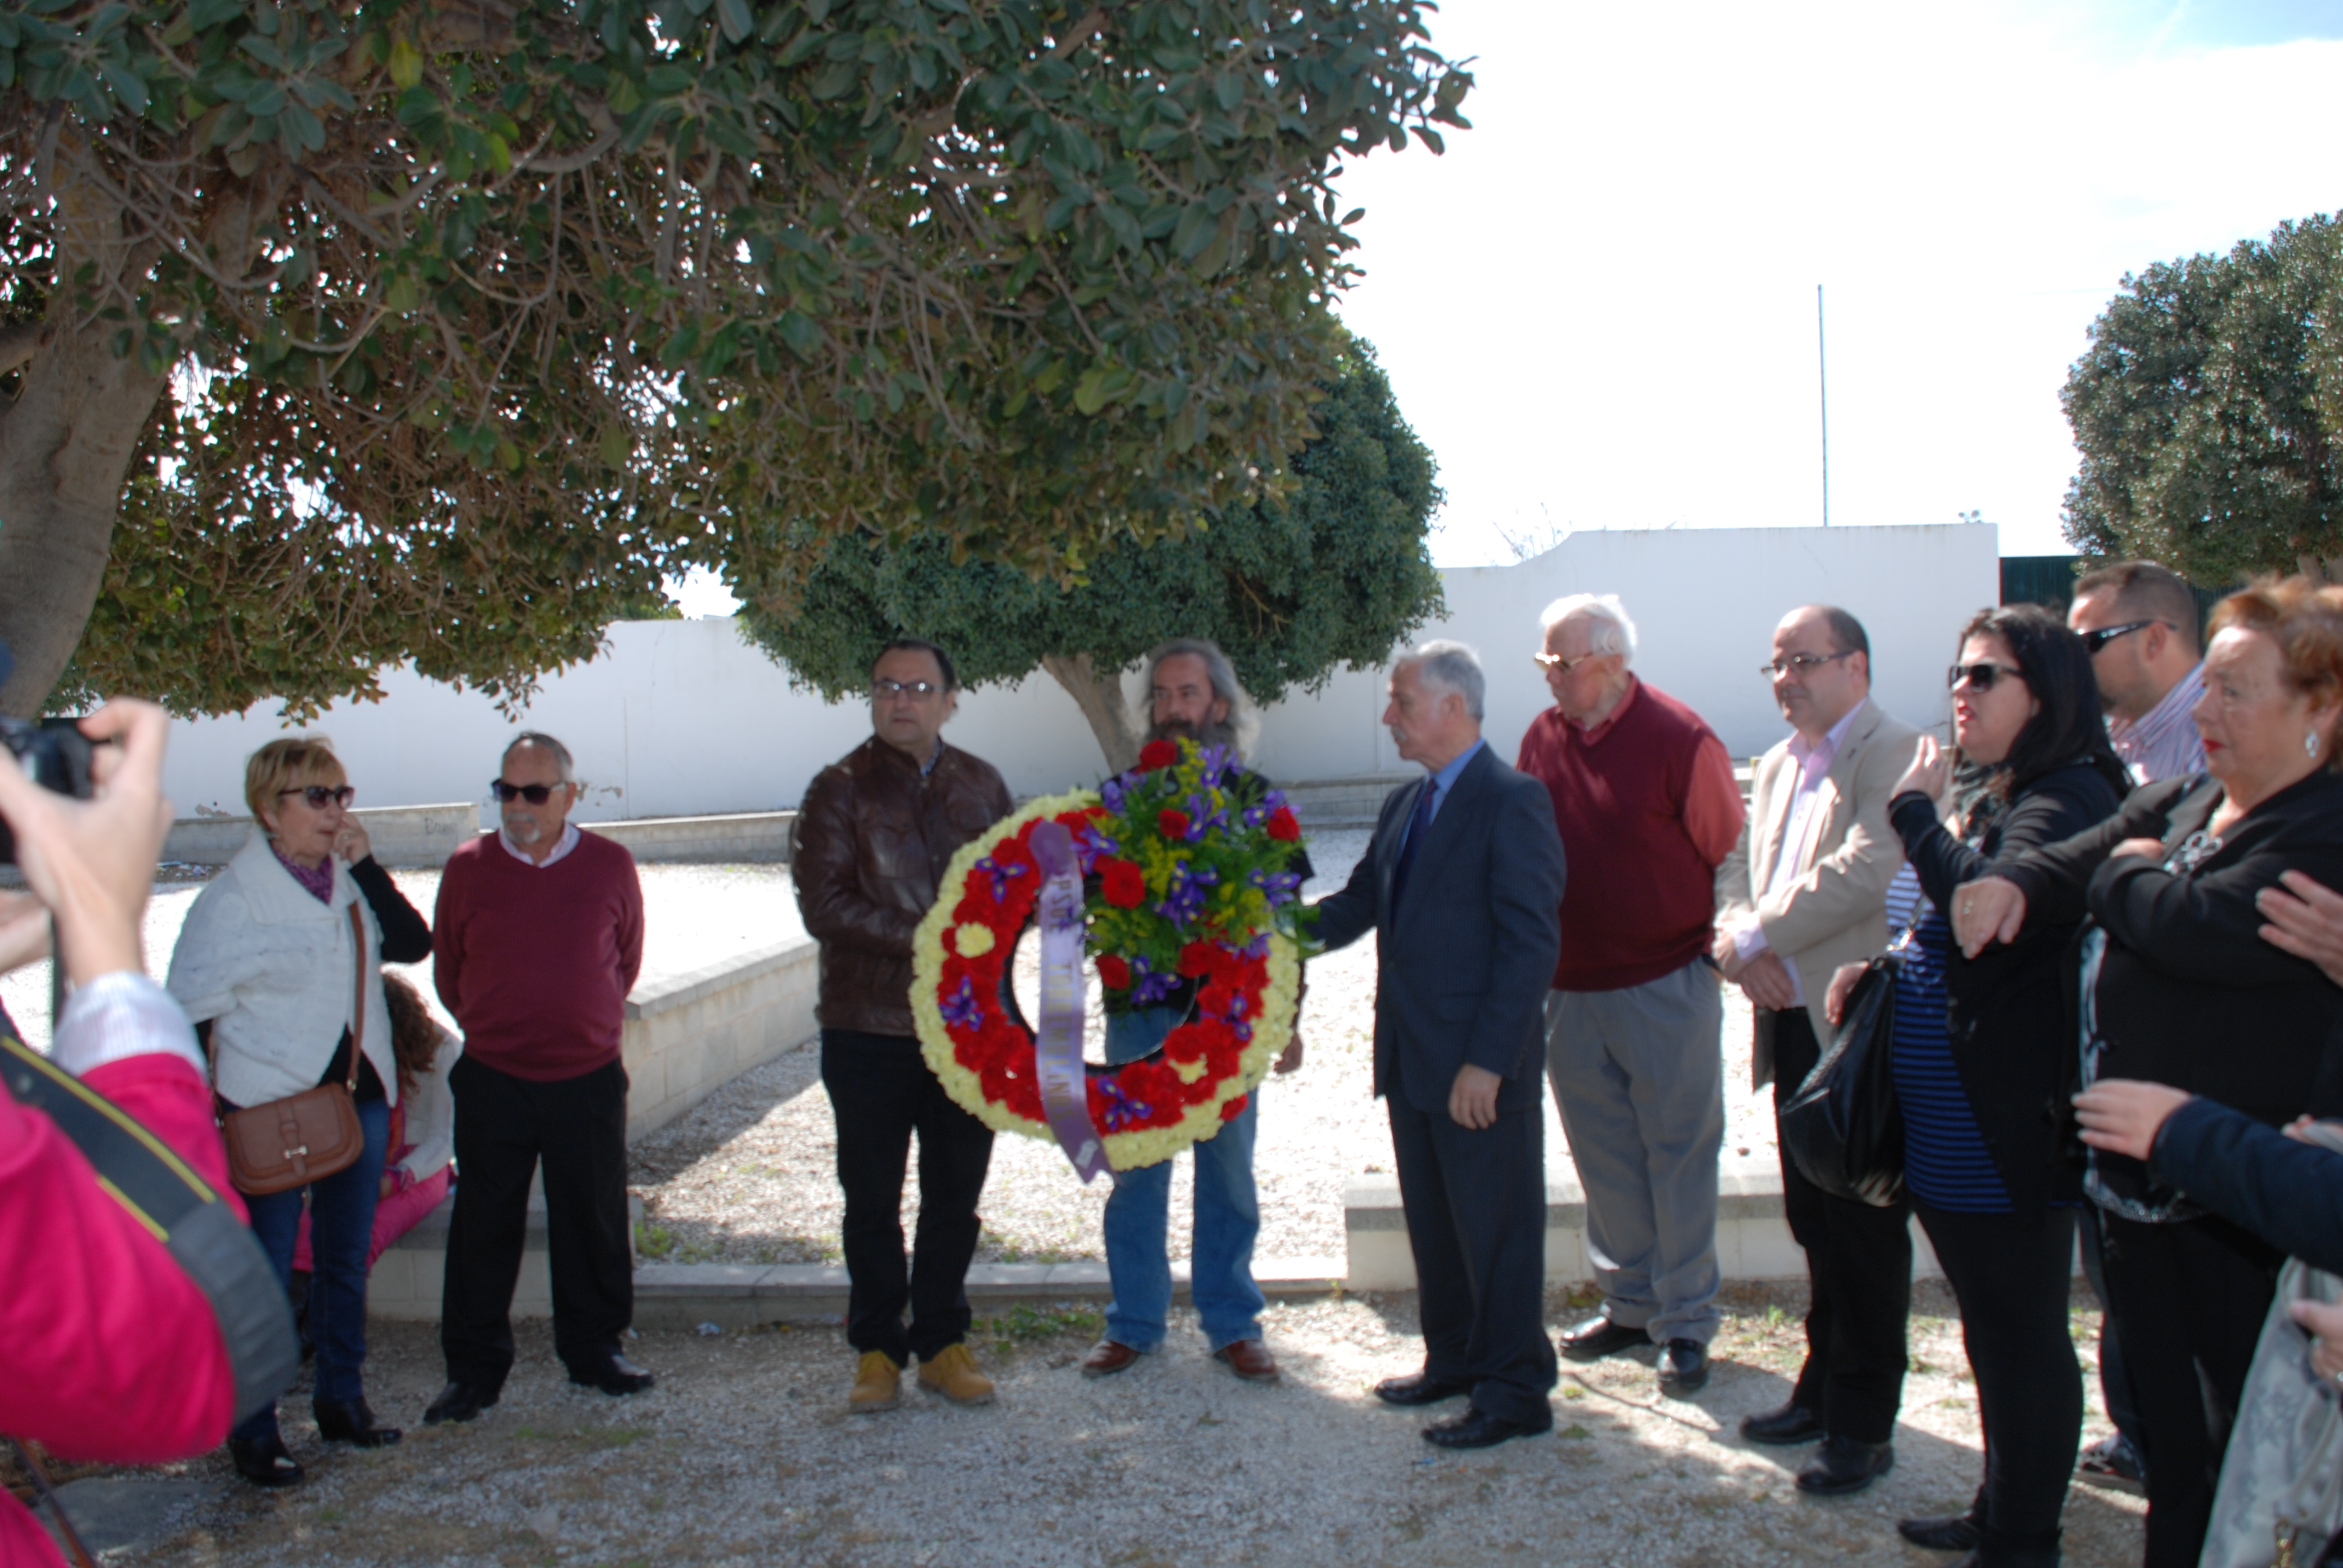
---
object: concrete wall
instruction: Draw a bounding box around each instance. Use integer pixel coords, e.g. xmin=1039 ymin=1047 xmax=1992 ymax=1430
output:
xmin=161 ymin=524 xmax=1998 ymax=818
xmin=162 ymin=803 xmax=477 ymax=869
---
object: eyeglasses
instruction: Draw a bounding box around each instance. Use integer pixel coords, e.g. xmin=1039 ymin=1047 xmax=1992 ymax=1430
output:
xmin=871 ymin=678 xmax=943 ymax=700
xmin=1759 ymin=651 xmax=1853 ymax=680
xmin=1948 ymin=662 xmax=2026 ymax=692
xmin=2080 ymin=619 xmax=2158 ymax=655
xmin=1534 ymin=652 xmax=1600 ymax=675
xmin=278 ymin=785 xmax=355 ymax=809
xmin=489 ymin=780 xmax=566 ymax=804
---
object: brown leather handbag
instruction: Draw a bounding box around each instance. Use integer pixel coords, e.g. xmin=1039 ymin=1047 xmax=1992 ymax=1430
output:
xmin=219 ymin=903 xmax=369 ymax=1197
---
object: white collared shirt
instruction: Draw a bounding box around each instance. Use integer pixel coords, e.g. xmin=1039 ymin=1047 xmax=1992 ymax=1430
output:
xmin=1733 ymin=702 xmax=1866 ymax=1006
xmin=2108 ymin=662 xmax=2207 ymax=785
xmin=499 ymin=821 xmax=580 ymax=867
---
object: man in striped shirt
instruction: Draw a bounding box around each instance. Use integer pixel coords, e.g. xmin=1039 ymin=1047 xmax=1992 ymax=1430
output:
xmin=2069 ymin=560 xmax=2207 ymax=785
xmin=2063 ymin=557 xmax=2206 ymax=1497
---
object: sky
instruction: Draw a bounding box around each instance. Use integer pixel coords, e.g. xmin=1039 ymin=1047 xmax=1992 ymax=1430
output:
xmin=670 ymin=0 xmax=2343 ymax=615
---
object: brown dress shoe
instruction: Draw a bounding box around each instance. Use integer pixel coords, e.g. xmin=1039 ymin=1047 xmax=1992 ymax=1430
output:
xmin=1212 ymin=1339 xmax=1280 ymax=1382
xmin=1080 ymin=1339 xmax=1142 ymax=1379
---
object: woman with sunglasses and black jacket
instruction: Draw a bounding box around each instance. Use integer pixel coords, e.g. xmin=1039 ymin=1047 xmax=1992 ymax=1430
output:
xmin=166 ymin=737 xmax=431 ymax=1486
xmin=1825 ymin=604 xmax=2130 ymax=1568
xmin=1953 ymin=578 xmax=2343 ymax=1568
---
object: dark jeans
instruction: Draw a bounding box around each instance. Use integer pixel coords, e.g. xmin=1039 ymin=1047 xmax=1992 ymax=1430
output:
xmin=1386 ymin=1095 xmax=1558 ymax=1429
xmin=441 ymin=1056 xmax=634 ymax=1391
xmin=2102 ymin=1210 xmax=2283 ymax=1568
xmin=1771 ymin=1007 xmax=1911 ymax=1444
xmin=822 ymin=1029 xmax=995 ymax=1364
xmin=237 ymin=1096 xmax=390 ymax=1441
xmin=1918 ymin=1203 xmax=2082 ymax=1547
xmin=2076 ymin=1201 xmax=2147 ymax=1452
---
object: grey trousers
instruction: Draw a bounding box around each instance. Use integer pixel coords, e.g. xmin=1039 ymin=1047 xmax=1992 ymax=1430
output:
xmin=1544 ymin=958 xmax=1725 ymax=1345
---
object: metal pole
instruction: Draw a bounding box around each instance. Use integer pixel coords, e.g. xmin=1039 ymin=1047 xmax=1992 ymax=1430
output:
xmin=1817 ymin=284 xmax=1829 ymax=528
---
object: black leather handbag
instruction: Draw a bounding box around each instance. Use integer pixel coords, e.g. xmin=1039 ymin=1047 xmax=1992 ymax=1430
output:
xmin=1780 ymin=955 xmax=1906 ymax=1207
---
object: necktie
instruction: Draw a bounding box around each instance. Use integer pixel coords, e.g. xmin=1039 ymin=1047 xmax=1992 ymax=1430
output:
xmin=1389 ymin=777 xmax=1439 ymax=910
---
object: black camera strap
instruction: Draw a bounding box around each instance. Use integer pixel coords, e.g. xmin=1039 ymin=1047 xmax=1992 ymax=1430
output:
xmin=0 ymin=1030 xmax=298 ymax=1426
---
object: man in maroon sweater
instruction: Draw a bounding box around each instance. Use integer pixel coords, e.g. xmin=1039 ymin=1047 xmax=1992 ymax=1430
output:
xmin=424 ymin=731 xmax=649 ymax=1426
xmin=1515 ymin=594 xmax=1744 ymax=1397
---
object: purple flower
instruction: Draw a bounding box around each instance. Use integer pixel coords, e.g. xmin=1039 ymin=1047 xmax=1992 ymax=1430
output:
xmin=1129 ymin=956 xmax=1179 ymax=1007
xmin=1155 ymin=859 xmax=1219 ymax=931
xmin=974 ymin=855 xmax=1030 ymax=903
xmin=1101 ymin=777 xmax=1127 ymax=813
xmin=1196 ymin=743 xmax=1234 ymax=788
xmin=1096 ymin=1076 xmax=1155 ymax=1132
xmin=1248 ymin=867 xmax=1303 ymax=909
xmin=941 ymin=978 xmax=985 ymax=1031
xmin=1181 ymin=792 xmax=1229 ymax=841
xmin=1078 ymin=822 xmax=1120 ymax=869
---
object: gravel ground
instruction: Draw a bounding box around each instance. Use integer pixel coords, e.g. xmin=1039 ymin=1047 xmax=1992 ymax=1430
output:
xmin=111 ymin=1281 xmax=2146 ymax=1567
xmin=631 ymin=828 xmax=1769 ymax=1268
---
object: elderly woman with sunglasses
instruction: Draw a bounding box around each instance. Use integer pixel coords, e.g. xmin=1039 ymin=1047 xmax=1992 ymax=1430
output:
xmin=1824 ymin=605 xmax=2130 ymax=1568
xmin=166 ymin=736 xmax=431 ymax=1487
xmin=1952 ymin=578 xmax=2343 ymax=1568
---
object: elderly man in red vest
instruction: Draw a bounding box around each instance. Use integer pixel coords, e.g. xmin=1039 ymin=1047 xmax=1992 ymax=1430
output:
xmin=1515 ymin=593 xmax=1745 ymax=1397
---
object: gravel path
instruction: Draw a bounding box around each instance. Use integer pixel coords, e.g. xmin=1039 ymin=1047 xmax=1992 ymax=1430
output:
xmin=114 ymin=1282 xmax=2146 ymax=1567
xmin=631 ymin=828 xmax=1770 ymax=1268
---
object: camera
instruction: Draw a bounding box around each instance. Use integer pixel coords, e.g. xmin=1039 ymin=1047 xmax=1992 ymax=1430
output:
xmin=0 ymin=716 xmax=95 ymax=866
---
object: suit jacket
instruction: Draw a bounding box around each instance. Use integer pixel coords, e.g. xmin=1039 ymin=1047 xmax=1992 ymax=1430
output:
xmin=1314 ymin=745 xmax=1567 ymax=1116
xmin=1714 ymin=695 xmax=1922 ymax=1086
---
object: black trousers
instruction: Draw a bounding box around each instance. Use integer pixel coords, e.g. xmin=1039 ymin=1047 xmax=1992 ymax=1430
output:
xmin=822 ymin=1029 xmax=995 ymax=1364
xmin=2101 ymin=1210 xmax=2283 ymax=1568
xmin=442 ymin=1056 xmax=634 ymax=1391
xmin=2075 ymin=1201 xmax=2148 ymax=1451
xmin=1386 ymin=1094 xmax=1558 ymax=1428
xmin=1918 ymin=1203 xmax=2082 ymax=1547
xmin=1770 ymin=1007 xmax=1911 ymax=1443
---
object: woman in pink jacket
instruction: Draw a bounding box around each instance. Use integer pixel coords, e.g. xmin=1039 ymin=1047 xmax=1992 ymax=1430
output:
xmin=0 ymin=702 xmax=264 ymax=1567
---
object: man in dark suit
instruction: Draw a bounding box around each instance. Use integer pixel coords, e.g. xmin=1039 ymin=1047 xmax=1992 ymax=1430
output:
xmin=1315 ymin=640 xmax=1568 ymax=1449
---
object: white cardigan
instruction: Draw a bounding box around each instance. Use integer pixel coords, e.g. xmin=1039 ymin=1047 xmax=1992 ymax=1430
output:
xmin=167 ymin=832 xmax=401 ymax=1110
xmin=392 ymin=1025 xmax=462 ymax=1183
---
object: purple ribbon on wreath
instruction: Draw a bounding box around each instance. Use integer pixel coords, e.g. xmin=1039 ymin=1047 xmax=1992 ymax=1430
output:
xmin=1028 ymin=822 xmax=1112 ymax=1186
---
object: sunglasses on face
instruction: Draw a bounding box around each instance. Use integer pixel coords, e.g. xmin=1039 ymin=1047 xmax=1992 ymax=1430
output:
xmin=490 ymin=780 xmax=566 ymax=804
xmin=1534 ymin=652 xmax=1599 ymax=675
xmin=279 ymin=785 xmax=355 ymax=809
xmin=2081 ymin=618 xmax=2158 ymax=655
xmin=1948 ymin=662 xmax=2026 ymax=692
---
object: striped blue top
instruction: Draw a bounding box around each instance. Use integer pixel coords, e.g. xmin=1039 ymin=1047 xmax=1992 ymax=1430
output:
xmin=1891 ymin=906 xmax=2011 ymax=1212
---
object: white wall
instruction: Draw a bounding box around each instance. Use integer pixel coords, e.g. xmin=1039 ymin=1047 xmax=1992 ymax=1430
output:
xmin=158 ymin=523 xmax=1999 ymax=817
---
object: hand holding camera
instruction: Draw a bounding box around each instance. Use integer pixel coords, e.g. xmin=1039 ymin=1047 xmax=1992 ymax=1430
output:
xmin=0 ymin=699 xmax=173 ymax=984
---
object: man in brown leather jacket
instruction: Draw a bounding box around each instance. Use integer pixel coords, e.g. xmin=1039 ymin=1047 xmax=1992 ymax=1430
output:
xmin=791 ymin=637 xmax=1014 ymax=1414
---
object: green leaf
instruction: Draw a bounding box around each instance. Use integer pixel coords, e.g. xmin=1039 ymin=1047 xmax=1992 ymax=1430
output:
xmin=1073 ymin=366 xmax=1109 ymax=414
xmin=387 ymin=35 xmax=422 ymax=90
xmin=715 ymin=0 xmax=753 ymax=44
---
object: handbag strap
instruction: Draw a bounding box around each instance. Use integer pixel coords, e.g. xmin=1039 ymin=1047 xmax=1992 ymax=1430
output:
xmin=344 ymin=900 xmax=364 ymax=1094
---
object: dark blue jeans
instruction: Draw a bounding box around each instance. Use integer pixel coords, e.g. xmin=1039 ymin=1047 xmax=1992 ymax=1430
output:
xmin=235 ymin=1096 xmax=390 ymax=1440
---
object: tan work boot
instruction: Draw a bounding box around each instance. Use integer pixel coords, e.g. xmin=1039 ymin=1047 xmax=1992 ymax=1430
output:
xmin=848 ymin=1350 xmax=902 ymax=1414
xmin=916 ymin=1343 xmax=997 ymax=1406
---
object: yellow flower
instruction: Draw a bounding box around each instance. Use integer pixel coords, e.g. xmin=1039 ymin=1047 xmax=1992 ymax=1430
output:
xmin=952 ymin=923 xmax=995 ymax=958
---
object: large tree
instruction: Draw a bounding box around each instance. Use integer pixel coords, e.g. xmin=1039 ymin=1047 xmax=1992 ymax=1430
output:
xmin=2062 ymin=214 xmax=2343 ymax=583
xmin=738 ymin=337 xmax=1443 ymax=769
xmin=1 ymin=0 xmax=1470 ymax=718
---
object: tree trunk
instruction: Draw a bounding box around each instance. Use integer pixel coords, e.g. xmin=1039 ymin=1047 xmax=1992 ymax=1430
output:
xmin=0 ymin=175 xmax=173 ymax=714
xmin=2297 ymin=553 xmax=2343 ymax=586
xmin=1040 ymin=651 xmax=1142 ymax=775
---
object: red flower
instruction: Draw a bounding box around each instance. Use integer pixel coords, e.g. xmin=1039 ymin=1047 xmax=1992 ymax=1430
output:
xmin=1100 ymin=858 xmax=1146 ymax=908
xmin=1138 ymin=739 xmax=1179 ymax=771
xmin=1267 ymin=806 xmax=1300 ymax=842
xmin=1158 ymin=808 xmax=1191 ymax=840
xmin=1219 ymin=1093 xmax=1250 ymax=1122
xmin=1096 ymin=953 xmax=1132 ymax=989
xmin=1178 ymin=939 xmax=1231 ymax=980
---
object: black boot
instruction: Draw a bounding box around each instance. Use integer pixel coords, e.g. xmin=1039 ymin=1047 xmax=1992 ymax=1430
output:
xmin=313 ymin=1397 xmax=402 ymax=1448
xmin=1900 ymin=1486 xmax=1988 ymax=1551
xmin=229 ymin=1433 xmax=304 ymax=1488
xmin=1950 ymin=1526 xmax=2060 ymax=1568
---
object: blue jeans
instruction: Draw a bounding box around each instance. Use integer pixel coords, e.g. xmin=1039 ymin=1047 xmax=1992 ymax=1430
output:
xmin=1101 ymin=1007 xmax=1265 ymax=1352
xmin=236 ymin=1095 xmax=390 ymax=1440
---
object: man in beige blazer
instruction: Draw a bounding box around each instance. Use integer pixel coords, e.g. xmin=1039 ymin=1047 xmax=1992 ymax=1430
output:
xmin=1713 ymin=604 xmax=1924 ymax=1498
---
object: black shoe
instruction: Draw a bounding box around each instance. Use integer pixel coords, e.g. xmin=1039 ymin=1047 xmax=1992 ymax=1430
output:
xmin=1898 ymin=1512 xmax=1985 ymax=1552
xmin=1422 ymin=1406 xmax=1551 ymax=1450
xmin=1557 ymin=1314 xmax=1648 ymax=1362
xmin=1657 ymin=1339 xmax=1709 ymax=1394
xmin=1739 ymin=1400 xmax=1824 ymax=1445
xmin=568 ymin=1354 xmax=656 ymax=1396
xmin=313 ymin=1397 xmax=402 ymax=1448
xmin=422 ymin=1381 xmax=499 ymax=1426
xmin=228 ymin=1434 xmax=304 ymax=1488
xmin=1796 ymin=1434 xmax=1895 ymax=1496
xmin=2077 ymin=1432 xmax=2146 ymax=1494
xmin=1373 ymin=1371 xmax=1473 ymax=1407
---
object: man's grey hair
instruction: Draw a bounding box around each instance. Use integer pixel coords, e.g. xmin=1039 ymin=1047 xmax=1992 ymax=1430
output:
xmin=1140 ymin=636 xmax=1259 ymax=759
xmin=1539 ymin=593 xmax=1638 ymax=665
xmin=503 ymin=731 xmax=577 ymax=783
xmin=1400 ymin=639 xmax=1486 ymax=720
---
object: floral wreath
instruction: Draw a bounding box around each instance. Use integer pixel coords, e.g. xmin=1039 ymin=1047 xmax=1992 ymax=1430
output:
xmin=910 ymin=737 xmax=1312 ymax=1171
